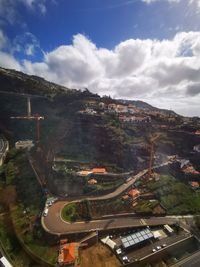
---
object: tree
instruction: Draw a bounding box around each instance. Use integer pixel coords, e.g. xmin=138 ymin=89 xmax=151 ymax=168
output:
xmin=5 ymin=161 xmax=16 ymax=185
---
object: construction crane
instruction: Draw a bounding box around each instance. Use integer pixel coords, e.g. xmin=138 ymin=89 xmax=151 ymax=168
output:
xmin=10 ymin=97 xmax=44 ymax=142
xmin=148 ymin=133 xmax=161 ymax=178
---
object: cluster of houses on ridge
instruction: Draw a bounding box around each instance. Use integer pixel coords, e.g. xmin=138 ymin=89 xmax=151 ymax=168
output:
xmin=78 ymin=100 xmax=152 ymax=124
xmin=77 ymin=99 xmax=190 ymax=127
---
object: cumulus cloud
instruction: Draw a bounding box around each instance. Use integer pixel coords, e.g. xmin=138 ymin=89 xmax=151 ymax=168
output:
xmin=19 ymin=31 xmax=200 ymax=117
xmin=0 ymin=51 xmax=21 ymax=70
xmin=1 ymin=29 xmax=200 ymax=116
xmin=0 ymin=29 xmax=21 ymax=70
xmin=186 ymin=82 xmax=200 ymax=96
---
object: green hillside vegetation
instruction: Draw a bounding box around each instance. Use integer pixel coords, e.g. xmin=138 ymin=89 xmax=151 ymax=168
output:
xmin=148 ymin=175 xmax=200 ymax=214
xmin=0 ymin=149 xmax=56 ymax=266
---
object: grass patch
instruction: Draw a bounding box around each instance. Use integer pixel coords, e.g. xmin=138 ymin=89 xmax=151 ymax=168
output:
xmin=0 ymin=211 xmax=42 ymax=267
xmin=10 ymin=204 xmax=57 ymax=265
xmin=0 ymin=151 xmax=57 ymax=266
xmin=147 ymin=174 xmax=200 ymax=214
xmin=61 ymin=203 xmax=79 ymax=222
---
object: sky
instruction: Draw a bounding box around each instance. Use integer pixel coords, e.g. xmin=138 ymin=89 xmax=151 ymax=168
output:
xmin=0 ymin=0 xmax=200 ymax=116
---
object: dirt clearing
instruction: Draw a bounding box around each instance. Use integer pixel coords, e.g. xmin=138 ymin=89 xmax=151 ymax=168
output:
xmin=78 ymin=243 xmax=121 ymax=267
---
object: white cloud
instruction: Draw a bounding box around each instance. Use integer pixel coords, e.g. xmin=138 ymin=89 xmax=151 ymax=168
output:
xmin=189 ymin=0 xmax=200 ymax=8
xmin=20 ymin=0 xmax=47 ymax=14
xmin=0 ymin=30 xmax=21 ymax=70
xmin=0 ymin=51 xmax=21 ymax=70
xmin=1 ymin=29 xmax=200 ymax=116
xmin=0 ymin=0 xmax=55 ymax=24
xmin=12 ymin=32 xmax=41 ymax=57
xmin=20 ymin=32 xmax=200 ymax=117
xmin=142 ymin=0 xmax=180 ymax=3
xmin=142 ymin=0 xmax=200 ymax=10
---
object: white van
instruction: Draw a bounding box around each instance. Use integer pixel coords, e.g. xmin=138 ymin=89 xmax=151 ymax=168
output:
xmin=0 ymin=256 xmax=13 ymax=267
xmin=43 ymin=207 xmax=49 ymax=217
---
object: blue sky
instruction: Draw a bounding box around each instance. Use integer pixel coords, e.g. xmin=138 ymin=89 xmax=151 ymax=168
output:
xmin=0 ymin=0 xmax=200 ymax=116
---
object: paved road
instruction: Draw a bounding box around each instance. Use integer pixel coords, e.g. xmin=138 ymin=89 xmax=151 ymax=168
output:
xmin=75 ymin=161 xmax=171 ymax=202
xmin=171 ymin=250 xmax=200 ymax=267
xmin=87 ymin=169 xmax=148 ymax=201
xmin=42 ymin=201 xmax=177 ymax=235
xmin=42 ymin=162 xmax=175 ymax=235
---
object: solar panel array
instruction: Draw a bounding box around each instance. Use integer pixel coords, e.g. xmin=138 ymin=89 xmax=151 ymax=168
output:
xmin=121 ymin=228 xmax=154 ymax=249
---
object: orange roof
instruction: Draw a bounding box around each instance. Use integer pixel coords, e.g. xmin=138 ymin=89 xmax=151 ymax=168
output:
xmin=58 ymin=242 xmax=79 ymax=264
xmin=91 ymin=168 xmax=106 ymax=173
xmin=78 ymin=168 xmax=106 ymax=175
xmin=88 ymin=179 xmax=97 ymax=185
xmin=128 ymin=189 xmax=140 ymax=198
xmin=78 ymin=170 xmax=92 ymax=176
xmin=191 ymin=181 xmax=199 ymax=187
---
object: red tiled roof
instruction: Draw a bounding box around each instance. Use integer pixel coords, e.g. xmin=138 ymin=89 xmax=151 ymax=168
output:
xmin=128 ymin=189 xmax=140 ymax=198
xmin=78 ymin=170 xmax=92 ymax=176
xmin=91 ymin=168 xmax=106 ymax=173
xmin=58 ymin=243 xmax=79 ymax=264
xmin=191 ymin=181 xmax=199 ymax=187
xmin=88 ymin=179 xmax=97 ymax=185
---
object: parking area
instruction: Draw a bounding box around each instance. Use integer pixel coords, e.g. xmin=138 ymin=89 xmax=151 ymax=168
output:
xmin=101 ymin=225 xmax=192 ymax=265
xmin=123 ymin=231 xmax=191 ymax=262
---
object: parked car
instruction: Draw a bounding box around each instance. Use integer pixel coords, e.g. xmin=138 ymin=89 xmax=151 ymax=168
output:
xmin=156 ymin=246 xmax=161 ymax=250
xmin=122 ymin=256 xmax=130 ymax=263
xmin=116 ymin=248 xmax=122 ymax=255
xmin=43 ymin=207 xmax=49 ymax=217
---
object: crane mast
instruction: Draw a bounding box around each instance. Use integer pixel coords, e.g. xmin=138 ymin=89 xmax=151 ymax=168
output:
xmin=10 ymin=96 xmax=44 ymax=142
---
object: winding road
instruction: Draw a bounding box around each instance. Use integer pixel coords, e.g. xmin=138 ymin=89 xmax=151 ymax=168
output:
xmin=42 ymin=161 xmax=174 ymax=235
xmin=42 ymin=200 xmax=177 ymax=235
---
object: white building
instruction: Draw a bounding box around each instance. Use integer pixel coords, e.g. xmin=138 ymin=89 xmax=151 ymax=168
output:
xmin=15 ymin=140 xmax=34 ymax=150
xmin=194 ymin=144 xmax=200 ymax=153
xmin=101 ymin=236 xmax=117 ymax=250
xmin=0 ymin=256 xmax=13 ymax=267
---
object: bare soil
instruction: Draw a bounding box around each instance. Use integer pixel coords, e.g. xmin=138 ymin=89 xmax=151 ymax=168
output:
xmin=78 ymin=243 xmax=121 ymax=267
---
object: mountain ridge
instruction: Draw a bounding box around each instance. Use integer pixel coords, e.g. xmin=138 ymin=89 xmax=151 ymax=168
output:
xmin=0 ymin=67 xmax=180 ymax=116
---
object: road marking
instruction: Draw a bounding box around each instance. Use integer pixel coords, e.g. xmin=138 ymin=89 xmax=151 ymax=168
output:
xmin=140 ymin=219 xmax=147 ymax=226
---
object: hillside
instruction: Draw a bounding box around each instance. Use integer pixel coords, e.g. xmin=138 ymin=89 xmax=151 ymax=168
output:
xmin=119 ymin=99 xmax=178 ymax=116
xmin=0 ymin=67 xmax=68 ymax=97
xmin=0 ymin=67 xmax=200 ymax=196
